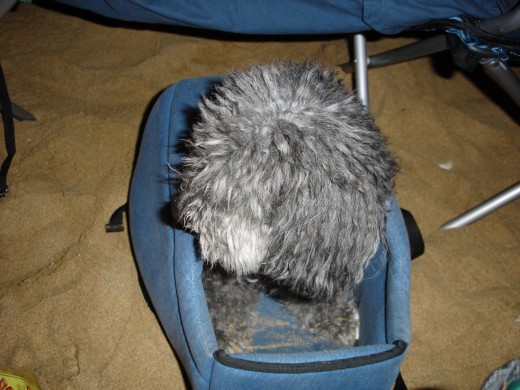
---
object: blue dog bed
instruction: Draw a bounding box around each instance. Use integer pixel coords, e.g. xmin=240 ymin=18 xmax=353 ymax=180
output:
xmin=128 ymin=77 xmax=412 ymax=389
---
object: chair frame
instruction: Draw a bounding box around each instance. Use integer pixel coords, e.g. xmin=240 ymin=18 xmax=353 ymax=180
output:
xmin=348 ymin=6 xmax=520 ymax=228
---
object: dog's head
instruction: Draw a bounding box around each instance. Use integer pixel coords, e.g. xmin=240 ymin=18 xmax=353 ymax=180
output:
xmin=175 ymin=61 xmax=398 ymax=300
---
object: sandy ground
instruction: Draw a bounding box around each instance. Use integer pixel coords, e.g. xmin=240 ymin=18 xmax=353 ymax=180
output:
xmin=0 ymin=2 xmax=519 ymax=389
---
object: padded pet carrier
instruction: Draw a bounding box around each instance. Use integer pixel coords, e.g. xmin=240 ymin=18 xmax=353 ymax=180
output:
xmin=128 ymin=77 xmax=415 ymax=389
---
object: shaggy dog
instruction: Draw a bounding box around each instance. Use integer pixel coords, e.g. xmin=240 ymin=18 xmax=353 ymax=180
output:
xmin=174 ymin=61 xmax=397 ymax=352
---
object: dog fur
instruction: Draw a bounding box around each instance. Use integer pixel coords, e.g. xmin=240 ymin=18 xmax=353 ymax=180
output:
xmin=175 ymin=61 xmax=397 ymax=351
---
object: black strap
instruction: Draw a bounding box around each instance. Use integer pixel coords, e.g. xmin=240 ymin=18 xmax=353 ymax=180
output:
xmin=105 ymin=203 xmax=128 ymax=233
xmin=412 ymin=16 xmax=520 ymax=51
xmin=394 ymin=371 xmax=408 ymax=390
xmin=401 ymin=208 xmax=425 ymax=260
xmin=0 ymin=63 xmax=16 ymax=197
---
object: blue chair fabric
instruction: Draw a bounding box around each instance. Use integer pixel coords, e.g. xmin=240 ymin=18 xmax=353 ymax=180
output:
xmin=128 ymin=77 xmax=412 ymax=389
xmin=53 ymin=0 xmax=516 ymax=35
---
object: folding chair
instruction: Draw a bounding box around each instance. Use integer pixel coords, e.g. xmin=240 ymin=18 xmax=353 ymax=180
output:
xmin=343 ymin=6 xmax=520 ymax=228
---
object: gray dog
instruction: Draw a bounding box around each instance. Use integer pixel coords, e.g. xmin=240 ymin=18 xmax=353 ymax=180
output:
xmin=175 ymin=61 xmax=397 ymax=352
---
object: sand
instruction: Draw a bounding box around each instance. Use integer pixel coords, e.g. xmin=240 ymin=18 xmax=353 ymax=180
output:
xmin=0 ymin=2 xmax=519 ymax=389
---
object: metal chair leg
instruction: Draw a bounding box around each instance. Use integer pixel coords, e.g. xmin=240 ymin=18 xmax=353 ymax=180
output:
xmin=341 ymin=34 xmax=448 ymax=73
xmin=349 ymin=27 xmax=520 ymax=229
xmin=353 ymin=34 xmax=369 ymax=108
xmin=480 ymin=57 xmax=520 ymax=107
xmin=0 ymin=102 xmax=36 ymax=121
xmin=0 ymin=0 xmax=17 ymax=20
xmin=441 ymin=51 xmax=520 ymax=228
xmin=442 ymin=181 xmax=520 ymax=229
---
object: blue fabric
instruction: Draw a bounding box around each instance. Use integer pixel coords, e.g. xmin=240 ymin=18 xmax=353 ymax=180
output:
xmin=444 ymin=17 xmax=520 ymax=61
xmin=129 ymin=79 xmax=220 ymax=389
xmin=54 ymin=0 xmax=516 ymax=35
xmin=129 ymin=77 xmax=411 ymax=389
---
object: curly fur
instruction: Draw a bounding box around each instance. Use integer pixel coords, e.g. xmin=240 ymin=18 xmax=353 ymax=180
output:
xmin=177 ymin=61 xmax=397 ymax=300
xmin=202 ymin=265 xmax=359 ymax=353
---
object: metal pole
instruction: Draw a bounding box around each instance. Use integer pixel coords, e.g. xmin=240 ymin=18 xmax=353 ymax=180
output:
xmin=353 ymin=34 xmax=369 ymax=108
xmin=0 ymin=0 xmax=17 ymax=20
xmin=441 ymin=181 xmax=520 ymax=229
xmin=480 ymin=57 xmax=520 ymax=107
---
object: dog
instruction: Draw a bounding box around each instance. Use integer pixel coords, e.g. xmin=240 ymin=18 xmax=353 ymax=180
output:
xmin=174 ymin=61 xmax=397 ymax=352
